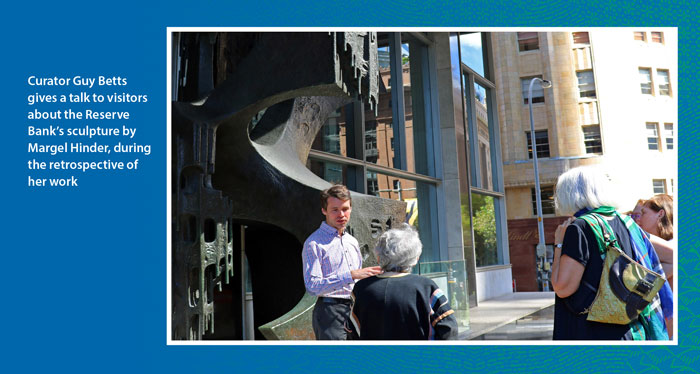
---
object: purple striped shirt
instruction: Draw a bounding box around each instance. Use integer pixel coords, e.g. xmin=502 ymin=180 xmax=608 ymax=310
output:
xmin=302 ymin=221 xmax=362 ymax=299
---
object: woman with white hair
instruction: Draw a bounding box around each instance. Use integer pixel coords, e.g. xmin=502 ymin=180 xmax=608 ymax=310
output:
xmin=347 ymin=224 xmax=458 ymax=340
xmin=551 ymin=166 xmax=673 ymax=340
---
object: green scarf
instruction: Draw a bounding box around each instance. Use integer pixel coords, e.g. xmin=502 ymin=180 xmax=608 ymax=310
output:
xmin=579 ymin=206 xmax=617 ymax=259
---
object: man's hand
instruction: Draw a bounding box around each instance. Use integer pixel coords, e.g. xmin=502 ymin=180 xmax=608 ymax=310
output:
xmin=351 ymin=266 xmax=383 ymax=280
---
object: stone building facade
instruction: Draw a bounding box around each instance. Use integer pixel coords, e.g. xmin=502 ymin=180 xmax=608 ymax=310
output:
xmin=491 ymin=30 xmax=677 ymax=291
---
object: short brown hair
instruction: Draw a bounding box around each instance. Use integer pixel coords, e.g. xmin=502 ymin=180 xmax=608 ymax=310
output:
xmin=321 ymin=184 xmax=352 ymax=209
xmin=644 ymin=194 xmax=674 ymax=240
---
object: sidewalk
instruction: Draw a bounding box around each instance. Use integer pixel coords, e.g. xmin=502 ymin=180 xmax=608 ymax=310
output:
xmin=458 ymin=291 xmax=555 ymax=340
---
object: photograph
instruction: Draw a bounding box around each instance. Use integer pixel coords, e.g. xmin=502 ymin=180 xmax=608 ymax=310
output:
xmin=168 ymin=29 xmax=677 ymax=342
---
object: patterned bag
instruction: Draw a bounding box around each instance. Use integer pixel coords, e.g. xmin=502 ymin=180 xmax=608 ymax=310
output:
xmin=580 ymin=213 xmax=666 ymax=325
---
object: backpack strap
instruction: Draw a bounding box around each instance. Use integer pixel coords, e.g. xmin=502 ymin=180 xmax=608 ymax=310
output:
xmin=579 ymin=213 xmax=619 ymax=259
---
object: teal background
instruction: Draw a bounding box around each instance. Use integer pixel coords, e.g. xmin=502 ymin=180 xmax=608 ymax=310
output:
xmin=1 ymin=1 xmax=696 ymax=372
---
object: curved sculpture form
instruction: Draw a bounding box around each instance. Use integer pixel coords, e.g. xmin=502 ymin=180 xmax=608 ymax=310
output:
xmin=172 ymin=32 xmax=405 ymax=340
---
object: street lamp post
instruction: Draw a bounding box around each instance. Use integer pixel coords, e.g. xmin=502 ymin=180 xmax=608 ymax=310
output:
xmin=528 ymin=77 xmax=552 ymax=291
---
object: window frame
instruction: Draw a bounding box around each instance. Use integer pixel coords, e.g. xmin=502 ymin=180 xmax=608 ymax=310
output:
xmin=651 ymin=31 xmax=664 ymax=44
xmin=663 ymin=123 xmax=674 ymax=150
xmin=639 ymin=67 xmax=654 ymax=95
xmin=634 ymin=31 xmax=647 ymax=42
xmin=652 ymin=179 xmax=666 ymax=194
xmin=531 ymin=185 xmax=556 ymax=216
xmin=521 ymin=76 xmax=546 ymax=105
xmin=458 ymin=32 xmax=508 ymax=271
xmin=576 ymin=70 xmax=597 ymax=99
xmin=657 ymin=69 xmax=671 ymax=96
xmin=517 ymin=32 xmax=539 ymax=52
xmin=572 ymin=31 xmax=590 ymax=45
xmin=526 ymin=130 xmax=551 ymax=159
xmin=646 ymin=122 xmax=660 ymax=151
xmin=582 ymin=125 xmax=603 ymax=154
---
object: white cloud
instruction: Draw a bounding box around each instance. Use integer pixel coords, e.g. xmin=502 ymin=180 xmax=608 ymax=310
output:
xmin=460 ymin=33 xmax=482 ymax=48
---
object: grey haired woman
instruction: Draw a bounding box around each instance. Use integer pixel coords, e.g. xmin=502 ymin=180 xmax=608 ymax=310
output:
xmin=347 ymin=224 xmax=458 ymax=340
xmin=551 ymin=166 xmax=672 ymax=340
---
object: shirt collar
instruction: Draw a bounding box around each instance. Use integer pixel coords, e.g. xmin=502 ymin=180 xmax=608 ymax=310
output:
xmin=320 ymin=221 xmax=343 ymax=237
xmin=574 ymin=207 xmax=591 ymax=217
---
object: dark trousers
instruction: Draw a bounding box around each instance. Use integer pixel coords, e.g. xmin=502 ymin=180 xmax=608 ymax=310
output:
xmin=312 ymin=297 xmax=351 ymax=340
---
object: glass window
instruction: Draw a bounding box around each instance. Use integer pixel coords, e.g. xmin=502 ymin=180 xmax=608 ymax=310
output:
xmin=664 ymin=123 xmax=674 ymax=150
xmin=369 ymin=33 xmax=434 ymax=177
xmin=639 ymin=68 xmax=653 ymax=95
xmin=646 ymin=122 xmax=659 ymax=150
xmin=473 ymin=82 xmax=492 ymax=190
xmin=526 ymin=130 xmax=550 ymax=159
xmin=521 ymin=76 xmax=545 ymax=104
xmin=364 ymin=120 xmax=379 ymax=163
xmin=653 ymin=179 xmax=666 ymax=194
xmin=471 ymin=193 xmax=498 ymax=267
xmin=634 ymin=31 xmax=646 ymax=41
xmin=657 ymin=69 xmax=671 ymax=96
xmin=459 ymin=32 xmax=485 ymax=77
xmin=366 ymin=173 xmax=417 ymax=201
xmin=475 ymin=82 xmax=487 ymax=108
xmin=306 ymin=159 xmax=347 ymax=185
xmin=652 ymin=32 xmax=664 ymax=43
xmin=367 ymin=172 xmax=434 ymax=260
xmin=531 ymin=186 xmax=555 ymax=215
xmin=458 ymin=33 xmax=506 ymax=273
xmin=366 ymin=171 xmax=378 ymax=195
xmin=306 ymin=31 xmax=441 ymax=262
xmin=401 ymin=41 xmax=415 ymax=173
xmin=368 ymin=41 xmax=396 ymax=168
xmin=572 ymin=32 xmax=590 ymax=44
xmin=576 ymin=70 xmax=596 ymax=98
xmin=401 ymin=36 xmax=434 ymax=177
xmin=582 ymin=125 xmax=603 ymax=154
xmin=460 ymin=187 xmax=473 ymax=266
xmin=517 ymin=32 xmax=539 ymax=51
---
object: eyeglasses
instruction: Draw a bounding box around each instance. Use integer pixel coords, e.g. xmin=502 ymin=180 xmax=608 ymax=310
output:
xmin=629 ymin=213 xmax=641 ymax=220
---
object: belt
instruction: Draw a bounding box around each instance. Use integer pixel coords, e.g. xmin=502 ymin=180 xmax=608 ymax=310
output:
xmin=318 ymin=296 xmax=352 ymax=305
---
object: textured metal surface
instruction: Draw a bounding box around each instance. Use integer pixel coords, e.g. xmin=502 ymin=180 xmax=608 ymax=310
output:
xmin=172 ymin=118 xmax=234 ymax=340
xmin=172 ymin=32 xmax=402 ymax=340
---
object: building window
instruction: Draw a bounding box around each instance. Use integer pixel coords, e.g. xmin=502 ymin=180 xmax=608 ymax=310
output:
xmin=651 ymin=32 xmax=664 ymax=43
xmin=517 ymin=32 xmax=539 ymax=51
xmin=653 ymin=179 xmax=666 ymax=194
xmin=531 ymin=186 xmax=555 ymax=215
xmin=572 ymin=32 xmax=590 ymax=44
xmin=526 ymin=130 xmax=550 ymax=159
xmin=646 ymin=122 xmax=659 ymax=150
xmin=364 ymin=128 xmax=377 ymax=156
xmin=365 ymin=171 xmax=378 ymax=195
xmin=639 ymin=68 xmax=653 ymax=95
xmin=657 ymin=69 xmax=671 ymax=96
xmin=664 ymin=123 xmax=674 ymax=150
xmin=576 ymin=70 xmax=596 ymax=98
xmin=582 ymin=125 xmax=603 ymax=154
xmin=634 ymin=31 xmax=646 ymax=41
xmin=521 ymin=76 xmax=545 ymax=104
